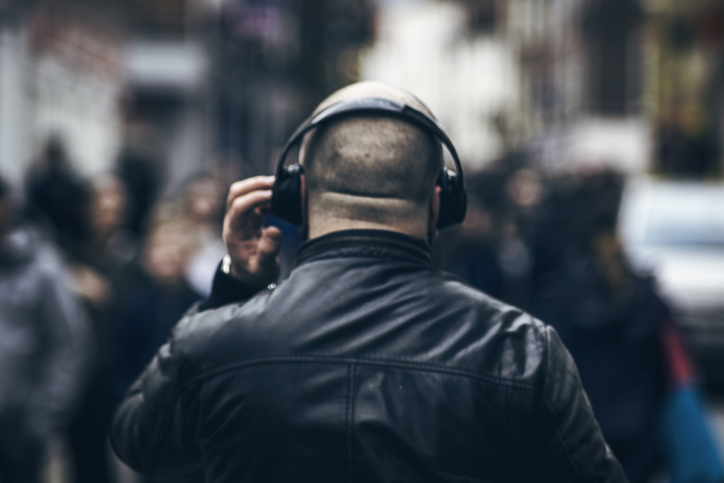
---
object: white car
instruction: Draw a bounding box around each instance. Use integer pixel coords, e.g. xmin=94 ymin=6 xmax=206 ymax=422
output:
xmin=618 ymin=176 xmax=724 ymax=384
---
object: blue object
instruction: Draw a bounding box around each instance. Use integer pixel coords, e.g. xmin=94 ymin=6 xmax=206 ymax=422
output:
xmin=659 ymin=386 xmax=724 ymax=483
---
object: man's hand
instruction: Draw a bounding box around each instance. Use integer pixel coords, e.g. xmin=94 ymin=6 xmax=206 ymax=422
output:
xmin=223 ymin=176 xmax=282 ymax=288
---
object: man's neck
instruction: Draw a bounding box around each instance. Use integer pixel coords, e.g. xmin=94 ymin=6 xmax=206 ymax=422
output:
xmin=308 ymin=218 xmax=428 ymax=241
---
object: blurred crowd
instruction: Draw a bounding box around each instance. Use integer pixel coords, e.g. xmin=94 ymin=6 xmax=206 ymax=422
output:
xmin=0 ymin=134 xmax=715 ymax=483
xmin=0 ymin=137 xmax=231 ymax=483
xmin=436 ymin=158 xmax=688 ymax=483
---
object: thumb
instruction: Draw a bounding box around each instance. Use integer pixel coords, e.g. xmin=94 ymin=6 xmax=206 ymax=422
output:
xmin=258 ymin=226 xmax=283 ymax=261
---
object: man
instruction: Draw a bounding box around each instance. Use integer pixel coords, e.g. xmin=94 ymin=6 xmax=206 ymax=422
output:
xmin=0 ymin=175 xmax=88 ymax=483
xmin=111 ymin=82 xmax=627 ymax=482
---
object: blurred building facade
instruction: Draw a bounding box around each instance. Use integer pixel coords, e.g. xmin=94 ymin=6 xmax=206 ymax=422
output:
xmin=0 ymin=0 xmax=124 ymax=184
xmin=209 ymin=0 xmax=373 ymax=176
xmin=0 ymin=0 xmax=373 ymax=190
xmin=646 ymin=0 xmax=724 ymax=178
xmin=2 ymin=0 xmax=722 ymax=187
xmin=362 ymin=0 xmax=724 ymax=177
xmin=362 ymin=1 xmax=520 ymax=171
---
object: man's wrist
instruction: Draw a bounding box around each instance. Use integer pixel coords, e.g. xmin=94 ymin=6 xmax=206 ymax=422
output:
xmin=197 ymin=258 xmax=264 ymax=311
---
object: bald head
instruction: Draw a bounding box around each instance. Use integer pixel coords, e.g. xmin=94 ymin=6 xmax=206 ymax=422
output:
xmin=301 ymin=82 xmax=443 ymax=238
xmin=311 ymin=81 xmax=436 ymax=118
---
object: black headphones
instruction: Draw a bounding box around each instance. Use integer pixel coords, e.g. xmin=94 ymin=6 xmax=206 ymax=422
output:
xmin=270 ymin=97 xmax=467 ymax=229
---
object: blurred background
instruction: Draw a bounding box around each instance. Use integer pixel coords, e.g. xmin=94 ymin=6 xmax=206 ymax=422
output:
xmin=0 ymin=0 xmax=723 ymax=482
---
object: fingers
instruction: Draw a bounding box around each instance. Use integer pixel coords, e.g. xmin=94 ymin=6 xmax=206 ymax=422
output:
xmin=222 ymin=176 xmax=283 ymax=287
xmin=258 ymin=226 xmax=283 ymax=260
xmin=226 ymin=189 xmax=273 ymax=225
xmin=227 ymin=176 xmax=275 ymax=211
xmin=226 ymin=224 xmax=282 ymax=287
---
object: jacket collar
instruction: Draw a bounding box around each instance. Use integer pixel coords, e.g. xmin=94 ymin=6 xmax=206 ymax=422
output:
xmin=295 ymin=229 xmax=433 ymax=267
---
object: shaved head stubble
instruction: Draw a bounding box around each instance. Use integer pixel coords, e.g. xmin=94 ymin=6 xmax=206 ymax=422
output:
xmin=299 ymin=82 xmax=444 ymax=238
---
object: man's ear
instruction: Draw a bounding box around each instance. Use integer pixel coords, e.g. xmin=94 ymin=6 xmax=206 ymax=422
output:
xmin=428 ymin=185 xmax=442 ymax=243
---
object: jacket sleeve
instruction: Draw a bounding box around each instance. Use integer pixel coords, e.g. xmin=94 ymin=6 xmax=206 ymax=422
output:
xmin=196 ymin=260 xmax=264 ymax=311
xmin=109 ymin=338 xmax=203 ymax=482
xmin=110 ymin=262 xmax=263 ymax=479
xmin=533 ymin=326 xmax=629 ymax=482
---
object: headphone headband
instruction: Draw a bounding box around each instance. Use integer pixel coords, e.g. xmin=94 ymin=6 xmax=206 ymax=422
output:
xmin=274 ymin=97 xmax=464 ymax=187
xmin=271 ymin=96 xmax=467 ymax=229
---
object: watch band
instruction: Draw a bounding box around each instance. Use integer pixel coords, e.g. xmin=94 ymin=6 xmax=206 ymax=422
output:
xmin=221 ymin=254 xmax=233 ymax=275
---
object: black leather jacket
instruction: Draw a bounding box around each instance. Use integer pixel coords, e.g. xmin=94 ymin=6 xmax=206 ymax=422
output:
xmin=110 ymin=230 xmax=627 ymax=483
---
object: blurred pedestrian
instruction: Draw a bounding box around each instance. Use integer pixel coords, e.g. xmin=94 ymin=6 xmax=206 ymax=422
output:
xmin=108 ymin=219 xmax=201 ymax=405
xmin=496 ymin=167 xmax=543 ymax=309
xmin=108 ymin=217 xmax=202 ymax=483
xmin=180 ymin=174 xmax=227 ymax=296
xmin=67 ymin=174 xmax=137 ymax=483
xmin=0 ymin=174 xmax=89 ymax=483
xmin=77 ymin=174 xmax=137 ymax=281
xmin=26 ymin=136 xmax=90 ymax=259
xmin=116 ymin=150 xmax=161 ymax=238
xmin=531 ymin=170 xmax=667 ymax=483
xmin=439 ymin=167 xmax=543 ymax=310
xmin=436 ymin=195 xmax=503 ymax=298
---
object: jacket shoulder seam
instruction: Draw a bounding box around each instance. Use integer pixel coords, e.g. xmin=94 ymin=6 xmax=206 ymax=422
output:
xmin=179 ymin=355 xmax=537 ymax=391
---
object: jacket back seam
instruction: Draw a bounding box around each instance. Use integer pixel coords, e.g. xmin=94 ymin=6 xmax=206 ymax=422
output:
xmin=346 ymin=364 xmax=357 ymax=483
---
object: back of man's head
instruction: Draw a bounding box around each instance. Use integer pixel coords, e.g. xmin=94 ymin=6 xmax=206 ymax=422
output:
xmin=300 ymin=82 xmax=443 ymax=233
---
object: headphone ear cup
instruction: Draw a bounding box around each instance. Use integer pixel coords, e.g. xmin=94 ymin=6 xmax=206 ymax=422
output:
xmin=271 ymin=164 xmax=305 ymax=226
xmin=436 ymin=168 xmax=467 ymax=229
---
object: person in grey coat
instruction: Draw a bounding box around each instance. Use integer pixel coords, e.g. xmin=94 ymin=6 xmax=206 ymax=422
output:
xmin=0 ymin=175 xmax=89 ymax=483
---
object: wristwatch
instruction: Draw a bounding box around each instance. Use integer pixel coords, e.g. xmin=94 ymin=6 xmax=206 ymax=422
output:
xmin=220 ymin=254 xmax=277 ymax=290
xmin=221 ymin=254 xmax=233 ymax=275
